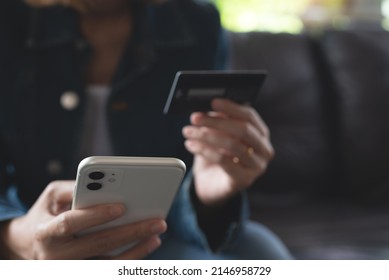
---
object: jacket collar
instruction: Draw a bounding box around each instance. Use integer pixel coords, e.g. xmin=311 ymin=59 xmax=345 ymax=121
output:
xmin=25 ymin=2 xmax=196 ymax=50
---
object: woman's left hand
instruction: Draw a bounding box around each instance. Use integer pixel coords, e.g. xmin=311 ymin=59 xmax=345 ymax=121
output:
xmin=182 ymin=98 xmax=274 ymax=206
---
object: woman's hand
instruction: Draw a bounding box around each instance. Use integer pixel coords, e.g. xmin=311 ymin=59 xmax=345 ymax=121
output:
xmin=183 ymin=98 xmax=274 ymax=206
xmin=1 ymin=181 xmax=166 ymax=259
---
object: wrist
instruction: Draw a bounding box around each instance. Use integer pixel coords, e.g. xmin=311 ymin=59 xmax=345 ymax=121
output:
xmin=0 ymin=221 xmax=12 ymax=259
xmin=193 ymin=182 xmax=240 ymax=208
xmin=0 ymin=219 xmax=25 ymax=259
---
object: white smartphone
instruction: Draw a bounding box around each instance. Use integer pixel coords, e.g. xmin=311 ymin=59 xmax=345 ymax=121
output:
xmin=72 ymin=156 xmax=186 ymax=254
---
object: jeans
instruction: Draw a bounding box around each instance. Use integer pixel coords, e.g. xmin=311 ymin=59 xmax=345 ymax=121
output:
xmin=147 ymin=220 xmax=292 ymax=260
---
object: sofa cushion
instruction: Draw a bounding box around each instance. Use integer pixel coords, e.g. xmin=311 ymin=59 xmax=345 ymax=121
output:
xmin=322 ymin=30 xmax=389 ymax=203
xmin=228 ymin=30 xmax=389 ymax=260
xmin=228 ymin=32 xmax=336 ymax=197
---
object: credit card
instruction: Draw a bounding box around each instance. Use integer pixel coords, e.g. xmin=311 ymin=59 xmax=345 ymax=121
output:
xmin=163 ymin=70 xmax=267 ymax=115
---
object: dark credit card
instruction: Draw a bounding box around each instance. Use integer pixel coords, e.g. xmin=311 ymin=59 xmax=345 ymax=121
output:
xmin=163 ymin=70 xmax=267 ymax=115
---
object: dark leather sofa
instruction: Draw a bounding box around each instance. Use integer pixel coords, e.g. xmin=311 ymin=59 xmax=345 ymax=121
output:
xmin=228 ymin=30 xmax=389 ymax=259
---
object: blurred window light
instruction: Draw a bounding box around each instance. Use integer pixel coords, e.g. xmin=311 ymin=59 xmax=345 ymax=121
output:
xmin=382 ymin=0 xmax=389 ymax=30
xmin=212 ymin=0 xmax=309 ymax=33
xmin=212 ymin=0 xmax=388 ymax=33
xmin=383 ymin=0 xmax=389 ymax=16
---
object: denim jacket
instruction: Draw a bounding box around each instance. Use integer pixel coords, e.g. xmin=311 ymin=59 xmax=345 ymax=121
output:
xmin=0 ymin=0 xmax=247 ymax=254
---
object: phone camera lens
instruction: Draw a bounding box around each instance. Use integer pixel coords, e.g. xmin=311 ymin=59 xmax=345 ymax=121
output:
xmin=89 ymin=171 xmax=105 ymax=180
xmin=86 ymin=182 xmax=103 ymax=191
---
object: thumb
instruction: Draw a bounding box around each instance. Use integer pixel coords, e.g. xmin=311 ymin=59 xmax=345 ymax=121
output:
xmin=45 ymin=180 xmax=75 ymax=216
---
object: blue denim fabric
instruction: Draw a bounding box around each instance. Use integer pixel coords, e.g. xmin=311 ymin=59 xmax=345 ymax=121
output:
xmin=161 ymin=173 xmax=292 ymax=259
xmin=166 ymin=172 xmax=210 ymax=251
xmin=148 ymin=222 xmax=293 ymax=260
xmin=0 ymin=186 xmax=26 ymax=222
xmin=167 ymin=171 xmax=249 ymax=252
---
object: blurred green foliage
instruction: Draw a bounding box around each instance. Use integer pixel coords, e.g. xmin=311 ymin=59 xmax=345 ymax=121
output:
xmin=212 ymin=0 xmax=308 ymax=33
xmin=212 ymin=0 xmax=346 ymax=33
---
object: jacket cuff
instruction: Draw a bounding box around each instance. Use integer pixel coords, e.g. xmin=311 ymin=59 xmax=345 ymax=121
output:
xmin=0 ymin=185 xmax=27 ymax=223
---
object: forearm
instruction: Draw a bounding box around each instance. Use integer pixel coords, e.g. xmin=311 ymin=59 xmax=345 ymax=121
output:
xmin=0 ymin=213 xmax=28 ymax=259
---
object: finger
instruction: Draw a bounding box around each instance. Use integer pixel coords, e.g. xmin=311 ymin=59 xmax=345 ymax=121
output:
xmin=185 ymin=139 xmax=245 ymax=173
xmin=44 ymin=181 xmax=75 ymax=215
xmin=113 ymin=236 xmax=162 ymax=260
xmin=187 ymin=140 xmax=264 ymax=190
xmin=188 ymin=114 xmax=274 ymax=161
xmin=43 ymin=203 xmax=125 ymax=238
xmin=190 ymin=112 xmax=260 ymax=149
xmin=71 ymin=219 xmax=167 ymax=259
xmin=186 ymin=138 xmax=269 ymax=179
xmin=183 ymin=126 xmax=258 ymax=168
xmin=211 ymin=98 xmax=270 ymax=137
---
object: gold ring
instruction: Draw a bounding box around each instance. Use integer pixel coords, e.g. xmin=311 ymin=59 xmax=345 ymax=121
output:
xmin=232 ymin=156 xmax=240 ymax=164
xmin=247 ymin=147 xmax=255 ymax=156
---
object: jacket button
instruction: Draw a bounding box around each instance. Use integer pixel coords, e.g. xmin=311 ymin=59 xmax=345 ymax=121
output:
xmin=60 ymin=91 xmax=79 ymax=110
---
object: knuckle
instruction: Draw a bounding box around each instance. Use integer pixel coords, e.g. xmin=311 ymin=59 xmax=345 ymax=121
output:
xmin=45 ymin=181 xmax=59 ymax=196
xmin=267 ymin=144 xmax=276 ymax=160
xmin=266 ymin=143 xmax=275 ymax=160
xmin=56 ymin=213 xmax=72 ymax=236
xmin=263 ymin=124 xmax=271 ymax=137
xmin=34 ymin=224 xmax=48 ymax=243
xmin=241 ymin=122 xmax=252 ymax=138
xmin=223 ymin=138 xmax=237 ymax=152
xmin=247 ymin=107 xmax=259 ymax=123
xmin=199 ymin=127 xmax=211 ymax=138
xmin=247 ymin=107 xmax=257 ymax=119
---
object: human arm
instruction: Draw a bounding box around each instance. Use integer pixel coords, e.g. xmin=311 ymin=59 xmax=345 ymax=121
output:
xmin=182 ymin=98 xmax=274 ymax=249
xmin=184 ymin=98 xmax=274 ymax=205
xmin=0 ymin=181 xmax=166 ymax=259
xmin=183 ymin=1 xmax=271 ymax=204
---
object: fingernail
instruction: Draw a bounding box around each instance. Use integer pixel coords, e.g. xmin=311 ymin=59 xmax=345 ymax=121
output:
xmin=185 ymin=140 xmax=195 ymax=149
xmin=182 ymin=127 xmax=192 ymax=137
xmin=151 ymin=221 xmax=167 ymax=235
xmin=191 ymin=112 xmax=205 ymax=124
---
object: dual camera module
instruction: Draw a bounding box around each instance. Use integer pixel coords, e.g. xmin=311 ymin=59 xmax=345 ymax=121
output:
xmin=86 ymin=171 xmax=105 ymax=191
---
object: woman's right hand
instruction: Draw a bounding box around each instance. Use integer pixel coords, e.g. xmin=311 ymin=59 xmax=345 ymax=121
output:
xmin=0 ymin=181 xmax=166 ymax=260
